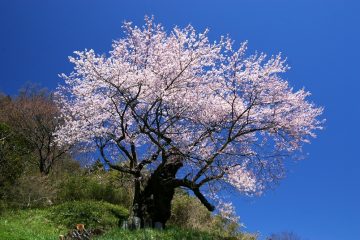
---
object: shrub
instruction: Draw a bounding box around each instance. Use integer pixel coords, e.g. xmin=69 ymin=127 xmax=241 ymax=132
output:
xmin=1 ymin=157 xmax=133 ymax=210
xmin=1 ymin=150 xmax=82 ymax=210
xmin=56 ymin=171 xmax=132 ymax=207
xmin=3 ymin=173 xmax=57 ymax=209
xmin=0 ymin=123 xmax=29 ymax=203
xmin=169 ymin=190 xmax=258 ymax=239
xmin=0 ymin=200 xmax=7 ymax=214
xmin=169 ymin=190 xmax=212 ymax=230
xmin=48 ymin=201 xmax=128 ymax=230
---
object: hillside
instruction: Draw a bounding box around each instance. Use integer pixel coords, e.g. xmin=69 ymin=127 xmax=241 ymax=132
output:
xmin=0 ymin=201 xmax=256 ymax=240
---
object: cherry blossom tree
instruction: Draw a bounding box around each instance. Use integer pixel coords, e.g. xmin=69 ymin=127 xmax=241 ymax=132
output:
xmin=55 ymin=17 xmax=323 ymax=228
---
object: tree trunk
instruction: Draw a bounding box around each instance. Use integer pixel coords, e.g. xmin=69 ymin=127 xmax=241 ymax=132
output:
xmin=127 ymin=157 xmax=183 ymax=229
xmin=39 ymin=158 xmax=51 ymax=176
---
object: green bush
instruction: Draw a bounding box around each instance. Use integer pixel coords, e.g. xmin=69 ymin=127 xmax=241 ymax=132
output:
xmin=57 ymin=172 xmax=132 ymax=207
xmin=169 ymin=191 xmax=212 ymax=230
xmin=0 ymin=200 xmax=7 ymax=214
xmin=4 ymin=173 xmax=57 ymax=209
xmin=48 ymin=201 xmax=128 ymax=230
xmin=169 ymin=191 xmax=257 ymax=240
xmin=1 ymin=157 xmax=133 ymax=210
xmin=0 ymin=123 xmax=29 ymax=203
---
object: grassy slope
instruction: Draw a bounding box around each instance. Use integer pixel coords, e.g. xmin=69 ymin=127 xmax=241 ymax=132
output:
xmin=94 ymin=228 xmax=217 ymax=240
xmin=0 ymin=208 xmax=66 ymax=240
xmin=0 ymin=205 xmax=223 ymax=240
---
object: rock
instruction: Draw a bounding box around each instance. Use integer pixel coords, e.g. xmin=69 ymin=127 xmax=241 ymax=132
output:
xmin=133 ymin=217 xmax=141 ymax=229
xmin=154 ymin=222 xmax=163 ymax=230
xmin=121 ymin=219 xmax=128 ymax=229
xmin=126 ymin=216 xmax=141 ymax=230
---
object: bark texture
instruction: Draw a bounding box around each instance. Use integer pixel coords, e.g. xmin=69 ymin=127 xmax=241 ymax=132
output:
xmin=129 ymin=157 xmax=183 ymax=229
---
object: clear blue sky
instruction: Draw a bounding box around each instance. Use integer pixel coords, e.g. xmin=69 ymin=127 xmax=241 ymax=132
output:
xmin=0 ymin=1 xmax=359 ymax=239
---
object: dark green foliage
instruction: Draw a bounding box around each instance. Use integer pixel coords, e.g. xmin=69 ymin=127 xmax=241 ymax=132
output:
xmin=0 ymin=123 xmax=29 ymax=184
xmin=0 ymin=200 xmax=7 ymax=214
xmin=0 ymin=123 xmax=32 ymax=212
xmin=48 ymin=201 xmax=128 ymax=230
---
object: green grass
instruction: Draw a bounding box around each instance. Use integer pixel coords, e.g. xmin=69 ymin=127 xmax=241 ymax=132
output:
xmin=48 ymin=200 xmax=128 ymax=230
xmin=0 ymin=200 xmax=128 ymax=240
xmin=0 ymin=208 xmax=66 ymax=240
xmin=94 ymin=228 xmax=220 ymax=240
xmin=0 ymin=202 xmax=229 ymax=240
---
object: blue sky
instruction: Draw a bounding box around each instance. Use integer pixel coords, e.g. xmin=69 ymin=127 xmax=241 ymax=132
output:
xmin=0 ymin=0 xmax=359 ymax=239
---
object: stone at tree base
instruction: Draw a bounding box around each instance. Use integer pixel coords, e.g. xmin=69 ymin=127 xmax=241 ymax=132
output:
xmin=126 ymin=216 xmax=142 ymax=230
xmin=133 ymin=216 xmax=141 ymax=229
xmin=154 ymin=222 xmax=163 ymax=230
xmin=121 ymin=220 xmax=128 ymax=229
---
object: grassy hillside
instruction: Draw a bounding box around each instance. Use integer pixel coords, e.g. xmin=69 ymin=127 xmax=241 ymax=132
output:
xmin=0 ymin=201 xmax=256 ymax=240
xmin=0 ymin=210 xmax=215 ymax=240
xmin=0 ymin=208 xmax=66 ymax=240
xmin=94 ymin=228 xmax=218 ymax=240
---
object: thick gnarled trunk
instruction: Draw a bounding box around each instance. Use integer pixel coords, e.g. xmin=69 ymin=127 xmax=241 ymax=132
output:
xmin=127 ymin=158 xmax=183 ymax=229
